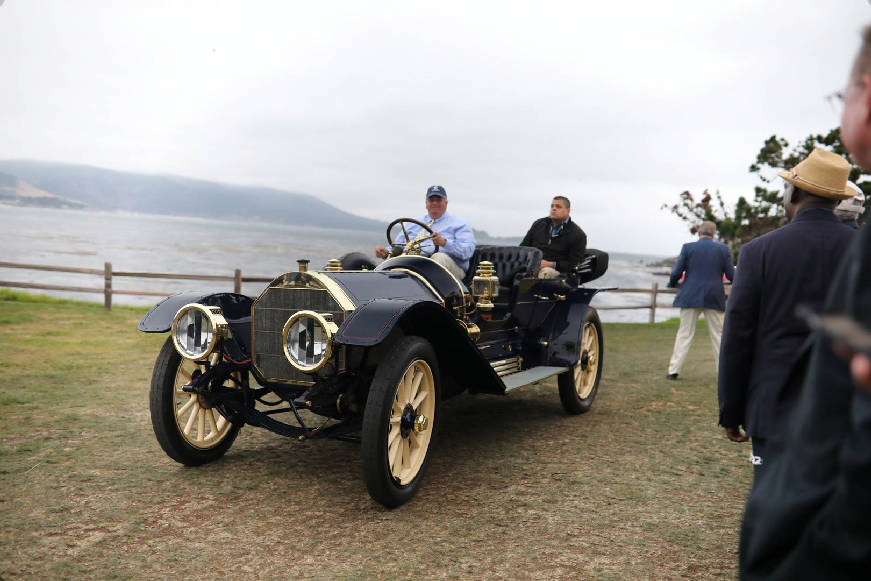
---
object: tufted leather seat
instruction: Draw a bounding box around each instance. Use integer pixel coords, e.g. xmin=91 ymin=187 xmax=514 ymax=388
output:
xmin=574 ymin=248 xmax=609 ymax=284
xmin=463 ymin=245 xmax=543 ymax=307
xmin=464 ymin=245 xmax=609 ymax=295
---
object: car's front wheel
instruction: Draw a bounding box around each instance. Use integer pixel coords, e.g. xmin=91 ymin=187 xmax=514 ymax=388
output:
xmin=362 ymin=336 xmax=440 ymax=508
xmin=149 ymin=337 xmax=242 ymax=465
xmin=558 ymin=308 xmax=604 ymax=414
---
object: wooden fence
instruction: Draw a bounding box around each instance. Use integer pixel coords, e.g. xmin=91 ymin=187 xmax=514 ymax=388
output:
xmin=597 ymin=282 xmax=678 ymax=324
xmin=0 ymin=260 xmax=685 ymax=321
xmin=0 ymin=260 xmax=273 ymax=311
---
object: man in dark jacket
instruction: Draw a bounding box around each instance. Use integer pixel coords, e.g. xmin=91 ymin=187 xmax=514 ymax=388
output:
xmin=665 ymin=221 xmax=734 ymax=380
xmin=738 ymin=25 xmax=871 ymax=578
xmin=520 ymin=196 xmax=586 ymax=278
xmin=718 ymin=148 xmax=856 ymax=479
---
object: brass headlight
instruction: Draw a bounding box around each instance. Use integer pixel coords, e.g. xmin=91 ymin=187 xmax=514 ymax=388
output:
xmin=171 ymin=304 xmax=229 ymax=360
xmin=282 ymin=310 xmax=338 ymax=372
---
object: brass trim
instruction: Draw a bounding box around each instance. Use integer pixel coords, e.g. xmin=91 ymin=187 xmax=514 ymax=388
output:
xmin=309 ymin=272 xmax=356 ymax=312
xmin=490 ymin=356 xmax=522 ymax=376
xmin=254 ymin=271 xmax=356 ymax=312
xmin=171 ymin=303 xmax=228 ymax=361
xmin=458 ymin=319 xmax=480 ymax=343
xmin=324 ymin=258 xmax=342 ymax=271
xmin=425 ymin=257 xmax=470 ymax=305
xmin=282 ymin=310 xmax=339 ymax=373
xmin=250 ymin=271 xmax=355 ymax=384
xmin=389 ymin=268 xmax=446 ymax=306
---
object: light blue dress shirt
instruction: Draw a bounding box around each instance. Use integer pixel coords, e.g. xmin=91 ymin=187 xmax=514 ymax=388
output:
xmin=393 ymin=212 xmax=476 ymax=273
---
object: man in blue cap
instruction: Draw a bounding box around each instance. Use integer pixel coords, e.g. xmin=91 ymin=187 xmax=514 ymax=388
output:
xmin=375 ymin=185 xmax=476 ymax=278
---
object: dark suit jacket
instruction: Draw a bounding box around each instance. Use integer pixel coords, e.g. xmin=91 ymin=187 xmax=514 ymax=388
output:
xmin=718 ymin=208 xmax=855 ymax=438
xmin=740 ymin=224 xmax=871 ymax=579
xmin=520 ymin=217 xmax=587 ymax=273
xmin=668 ymin=236 xmax=734 ymax=310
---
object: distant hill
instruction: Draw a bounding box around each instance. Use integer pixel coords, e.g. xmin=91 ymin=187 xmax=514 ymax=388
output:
xmin=0 ymin=160 xmax=517 ymax=243
xmin=0 ymin=171 xmax=87 ymax=209
xmin=0 ymin=160 xmax=385 ymax=231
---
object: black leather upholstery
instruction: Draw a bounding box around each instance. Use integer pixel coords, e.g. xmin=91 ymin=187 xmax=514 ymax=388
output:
xmin=575 ymin=248 xmax=609 ymax=284
xmin=463 ymin=245 xmax=543 ymax=288
xmin=464 ymin=245 xmax=609 ymax=290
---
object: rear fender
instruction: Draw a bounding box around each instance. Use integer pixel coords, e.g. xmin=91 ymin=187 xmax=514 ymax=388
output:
xmin=543 ymin=301 xmax=595 ymax=367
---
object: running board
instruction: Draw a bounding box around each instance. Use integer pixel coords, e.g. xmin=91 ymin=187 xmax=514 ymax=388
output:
xmin=501 ymin=366 xmax=568 ymax=392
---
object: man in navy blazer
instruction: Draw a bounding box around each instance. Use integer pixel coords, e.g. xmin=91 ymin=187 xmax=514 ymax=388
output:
xmin=718 ymin=148 xmax=857 ymax=480
xmin=666 ymin=221 xmax=734 ymax=380
xmin=739 ymin=31 xmax=871 ymax=576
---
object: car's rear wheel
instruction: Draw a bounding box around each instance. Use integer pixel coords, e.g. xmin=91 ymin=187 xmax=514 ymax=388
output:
xmin=558 ymin=308 xmax=603 ymax=415
xmin=362 ymin=336 xmax=440 ymax=508
xmin=150 ymin=337 xmax=241 ymax=465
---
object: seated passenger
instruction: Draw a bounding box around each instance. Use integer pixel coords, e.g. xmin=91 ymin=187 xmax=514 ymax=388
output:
xmin=520 ymin=195 xmax=587 ymax=278
xmin=375 ymin=185 xmax=476 ymax=279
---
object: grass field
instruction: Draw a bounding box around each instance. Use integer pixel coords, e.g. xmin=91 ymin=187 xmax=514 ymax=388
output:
xmin=0 ymin=290 xmax=752 ymax=580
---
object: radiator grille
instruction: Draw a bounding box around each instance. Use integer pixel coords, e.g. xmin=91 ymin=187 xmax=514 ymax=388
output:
xmin=252 ymin=286 xmax=346 ymax=383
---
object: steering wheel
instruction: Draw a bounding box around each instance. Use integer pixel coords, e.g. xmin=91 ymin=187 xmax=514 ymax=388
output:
xmin=386 ymin=217 xmax=439 ymax=256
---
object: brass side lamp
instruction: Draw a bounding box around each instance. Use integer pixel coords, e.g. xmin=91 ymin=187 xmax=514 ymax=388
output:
xmin=471 ymin=261 xmax=499 ymax=311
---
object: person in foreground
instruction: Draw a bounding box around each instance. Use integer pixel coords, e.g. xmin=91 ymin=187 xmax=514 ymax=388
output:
xmin=717 ymin=147 xmax=855 ymax=479
xmin=520 ymin=196 xmax=587 ymax=278
xmin=665 ymin=221 xmax=734 ymax=380
xmin=739 ymin=25 xmax=871 ymax=579
xmin=375 ymin=185 xmax=476 ymax=279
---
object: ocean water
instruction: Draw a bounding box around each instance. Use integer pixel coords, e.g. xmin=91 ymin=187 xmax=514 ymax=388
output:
xmin=0 ymin=205 xmax=679 ymax=322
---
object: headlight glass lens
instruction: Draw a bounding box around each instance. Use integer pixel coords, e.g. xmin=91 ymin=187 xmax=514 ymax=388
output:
xmin=172 ymin=304 xmax=226 ymax=360
xmin=283 ymin=311 xmax=335 ymax=371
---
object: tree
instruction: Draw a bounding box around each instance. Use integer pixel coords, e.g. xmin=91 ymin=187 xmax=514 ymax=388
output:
xmin=663 ymin=128 xmax=870 ymax=260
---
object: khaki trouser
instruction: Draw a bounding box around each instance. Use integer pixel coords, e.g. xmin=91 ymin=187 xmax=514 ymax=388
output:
xmin=667 ymin=307 xmax=725 ymax=375
xmin=430 ymin=252 xmax=466 ymax=279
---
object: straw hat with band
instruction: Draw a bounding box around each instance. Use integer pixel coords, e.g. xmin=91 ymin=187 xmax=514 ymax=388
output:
xmin=778 ymin=148 xmax=853 ymax=201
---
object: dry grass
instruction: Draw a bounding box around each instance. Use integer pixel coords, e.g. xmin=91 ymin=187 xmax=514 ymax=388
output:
xmin=0 ymin=292 xmax=751 ymax=579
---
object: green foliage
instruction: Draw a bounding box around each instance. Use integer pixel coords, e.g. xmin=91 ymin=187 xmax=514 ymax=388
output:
xmin=663 ymin=128 xmax=870 ymax=259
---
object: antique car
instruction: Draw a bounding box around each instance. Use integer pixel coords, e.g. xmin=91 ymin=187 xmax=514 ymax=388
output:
xmin=138 ymin=218 xmax=609 ymax=507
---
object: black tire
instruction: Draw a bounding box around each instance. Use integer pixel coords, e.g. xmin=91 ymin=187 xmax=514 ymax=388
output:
xmin=362 ymin=336 xmax=440 ymax=508
xmin=149 ymin=337 xmax=241 ymax=465
xmin=558 ymin=308 xmax=604 ymax=415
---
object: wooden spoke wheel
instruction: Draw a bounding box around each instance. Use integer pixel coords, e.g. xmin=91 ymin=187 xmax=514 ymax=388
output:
xmin=558 ymin=308 xmax=604 ymax=415
xmin=149 ymin=338 xmax=241 ymax=465
xmin=362 ymin=336 xmax=440 ymax=508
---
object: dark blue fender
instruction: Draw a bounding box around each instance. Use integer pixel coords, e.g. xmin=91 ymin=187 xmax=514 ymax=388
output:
xmin=138 ymin=291 xmax=254 ymax=353
xmin=337 ymin=299 xmax=505 ymax=396
xmin=542 ymin=288 xmax=602 ymax=367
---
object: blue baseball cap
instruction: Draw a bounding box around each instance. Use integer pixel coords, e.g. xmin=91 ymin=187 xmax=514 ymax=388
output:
xmin=426 ymin=185 xmax=447 ymax=200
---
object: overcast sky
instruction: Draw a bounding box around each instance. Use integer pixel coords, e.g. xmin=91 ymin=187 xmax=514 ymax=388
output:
xmin=2 ymin=1 xmax=869 ymax=255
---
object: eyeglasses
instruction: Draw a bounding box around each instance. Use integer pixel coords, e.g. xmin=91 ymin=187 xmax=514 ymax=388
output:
xmin=826 ymin=90 xmax=845 ymax=115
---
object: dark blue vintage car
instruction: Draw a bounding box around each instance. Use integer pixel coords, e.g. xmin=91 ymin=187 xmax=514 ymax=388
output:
xmin=139 ymin=218 xmax=609 ymax=507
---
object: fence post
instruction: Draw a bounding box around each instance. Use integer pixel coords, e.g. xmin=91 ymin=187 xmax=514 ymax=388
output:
xmin=104 ymin=262 xmax=113 ymax=311
xmin=234 ymin=269 xmax=242 ymax=294
xmin=649 ymin=281 xmax=658 ymax=324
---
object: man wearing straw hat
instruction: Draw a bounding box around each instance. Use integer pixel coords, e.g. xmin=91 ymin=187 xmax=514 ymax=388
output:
xmin=739 ymin=26 xmax=871 ymax=578
xmin=718 ymin=148 xmax=856 ymax=480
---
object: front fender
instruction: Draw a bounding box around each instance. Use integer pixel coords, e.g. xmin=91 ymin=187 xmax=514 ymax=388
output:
xmin=337 ymin=299 xmax=505 ymax=396
xmin=335 ymin=298 xmax=418 ymax=346
xmin=138 ymin=291 xmax=254 ymax=354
